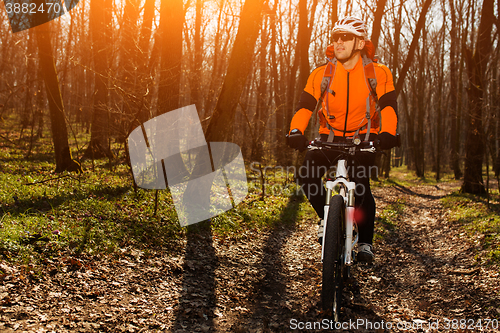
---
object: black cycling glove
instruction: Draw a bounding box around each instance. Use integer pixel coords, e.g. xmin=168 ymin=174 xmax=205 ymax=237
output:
xmin=378 ymin=132 xmax=398 ymax=150
xmin=287 ymin=129 xmax=309 ymax=152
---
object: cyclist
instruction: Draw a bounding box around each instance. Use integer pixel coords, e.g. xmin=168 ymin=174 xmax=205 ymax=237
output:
xmin=287 ymin=17 xmax=398 ymax=263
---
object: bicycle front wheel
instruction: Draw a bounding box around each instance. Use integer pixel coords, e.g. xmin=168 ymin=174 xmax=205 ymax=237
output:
xmin=322 ymin=194 xmax=345 ymax=321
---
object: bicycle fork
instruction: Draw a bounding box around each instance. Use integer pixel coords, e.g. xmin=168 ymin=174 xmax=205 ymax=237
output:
xmin=321 ymin=159 xmax=358 ymax=266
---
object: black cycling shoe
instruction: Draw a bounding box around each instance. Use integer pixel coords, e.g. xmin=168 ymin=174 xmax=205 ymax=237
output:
xmin=357 ymin=243 xmax=374 ymax=263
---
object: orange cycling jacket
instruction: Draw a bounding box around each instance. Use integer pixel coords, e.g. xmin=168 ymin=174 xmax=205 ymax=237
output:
xmin=290 ymin=55 xmax=398 ymax=138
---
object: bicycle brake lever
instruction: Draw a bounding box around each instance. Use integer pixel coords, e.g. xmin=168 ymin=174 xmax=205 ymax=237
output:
xmin=307 ymin=140 xmax=322 ymax=150
xmin=359 ymin=147 xmax=376 ymax=153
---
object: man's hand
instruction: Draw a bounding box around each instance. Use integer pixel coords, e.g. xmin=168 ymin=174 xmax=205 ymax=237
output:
xmin=378 ymin=132 xmax=398 ymax=150
xmin=287 ymin=129 xmax=309 ymax=152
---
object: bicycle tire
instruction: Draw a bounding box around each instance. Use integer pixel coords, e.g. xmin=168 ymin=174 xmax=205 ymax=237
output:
xmin=322 ymin=194 xmax=345 ymax=321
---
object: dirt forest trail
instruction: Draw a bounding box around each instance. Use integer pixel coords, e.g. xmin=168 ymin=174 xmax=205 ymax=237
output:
xmin=1 ymin=181 xmax=500 ymax=332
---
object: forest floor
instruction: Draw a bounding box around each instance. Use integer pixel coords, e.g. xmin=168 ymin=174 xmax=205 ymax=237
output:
xmin=1 ymin=181 xmax=500 ymax=332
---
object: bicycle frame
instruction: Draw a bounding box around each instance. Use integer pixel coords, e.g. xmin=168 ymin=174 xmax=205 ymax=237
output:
xmin=321 ymin=158 xmax=357 ymax=266
xmin=308 ymin=139 xmax=378 ymax=319
xmin=308 ymin=140 xmax=376 ymax=266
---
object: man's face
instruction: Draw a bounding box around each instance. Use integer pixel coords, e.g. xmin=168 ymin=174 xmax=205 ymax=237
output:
xmin=332 ymin=32 xmax=364 ymax=61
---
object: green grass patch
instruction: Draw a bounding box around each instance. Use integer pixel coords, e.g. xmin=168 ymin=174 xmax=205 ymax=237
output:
xmin=0 ymin=157 xmax=186 ymax=264
xmin=375 ymin=198 xmax=406 ymax=240
xmin=0 ymin=114 xmax=319 ymax=268
xmin=442 ymin=191 xmax=500 ymax=265
xmin=374 ymin=166 xmax=457 ymax=188
xmin=210 ymin=166 xmax=315 ymax=238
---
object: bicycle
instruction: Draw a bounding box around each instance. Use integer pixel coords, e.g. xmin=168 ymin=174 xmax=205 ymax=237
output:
xmin=307 ymin=138 xmax=378 ymax=321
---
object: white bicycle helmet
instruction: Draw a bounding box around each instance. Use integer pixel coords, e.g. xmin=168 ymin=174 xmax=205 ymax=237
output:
xmin=332 ymin=16 xmax=368 ymax=39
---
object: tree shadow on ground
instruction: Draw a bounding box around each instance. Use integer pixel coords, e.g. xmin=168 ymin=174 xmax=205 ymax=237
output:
xmin=171 ymin=220 xmax=217 ymax=332
xmin=236 ymin=194 xmax=389 ymax=330
xmin=170 ymin=193 xmax=306 ymax=332
xmin=231 ymin=194 xmax=305 ymax=331
xmin=385 ymin=180 xmax=449 ymax=200
xmin=2 ymin=185 xmax=131 ymax=216
xmin=365 ymin=188 xmax=500 ymax=322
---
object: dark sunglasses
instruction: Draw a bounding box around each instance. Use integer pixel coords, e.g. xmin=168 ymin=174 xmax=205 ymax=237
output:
xmin=332 ymin=33 xmax=356 ymax=42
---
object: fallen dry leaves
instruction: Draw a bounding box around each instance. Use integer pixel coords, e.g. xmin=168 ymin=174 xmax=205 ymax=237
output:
xmin=0 ymin=182 xmax=499 ymax=332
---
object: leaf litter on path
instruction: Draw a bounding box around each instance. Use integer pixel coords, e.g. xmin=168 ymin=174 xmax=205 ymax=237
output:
xmin=0 ymin=182 xmax=499 ymax=332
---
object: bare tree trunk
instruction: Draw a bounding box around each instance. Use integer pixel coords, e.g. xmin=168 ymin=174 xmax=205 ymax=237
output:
xmin=395 ymin=0 xmax=433 ymax=96
xmin=35 ymin=67 xmax=45 ymax=139
xmin=401 ymin=90 xmax=415 ymax=170
xmin=133 ymin=0 xmax=156 ymax=126
xmin=286 ymin=1 xmax=299 ymax=145
xmin=385 ymin=0 xmax=404 ymax=174
xmin=461 ymin=0 xmax=494 ymax=194
xmin=86 ymin=0 xmax=114 ymax=159
xmin=34 ymin=22 xmax=82 ymax=173
xmin=368 ymin=0 xmax=389 ymax=178
xmin=297 ymin=0 xmax=318 ymax=139
xmin=22 ymin=29 xmax=37 ymax=157
xmin=189 ymin=0 xmax=204 ymax=113
xmin=435 ymin=22 xmax=445 ymax=181
xmin=205 ymin=0 xmax=267 ymax=143
xmin=77 ymin=0 xmax=92 ymax=134
xmin=415 ymin=46 xmax=425 ymax=177
xmin=296 ymin=0 xmax=317 ymax=99
xmin=59 ymin=6 xmax=76 ymax=120
xmin=117 ymin=0 xmax=141 ymax=138
xmin=182 ymin=0 xmax=266 ymax=220
xmin=271 ymin=0 xmax=286 ymax=164
xmin=448 ymin=0 xmax=463 ymax=179
xmin=371 ymin=0 xmax=387 ymax=50
xmin=251 ymin=16 xmax=270 ymax=162
xmin=157 ymin=0 xmax=184 ymax=115
xmin=330 ymin=0 xmax=338 ymax=38
xmin=204 ymin=0 xmax=227 ymax=118
xmin=22 ymin=29 xmax=37 ymax=143
xmin=495 ymin=50 xmax=500 ymax=178
xmin=138 ymin=0 xmax=155 ymax=60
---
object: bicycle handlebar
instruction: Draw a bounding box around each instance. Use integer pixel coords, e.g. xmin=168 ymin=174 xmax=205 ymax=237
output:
xmin=307 ymin=139 xmax=379 ymax=153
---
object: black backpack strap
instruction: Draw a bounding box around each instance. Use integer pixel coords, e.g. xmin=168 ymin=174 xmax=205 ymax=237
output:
xmin=315 ymin=58 xmax=337 ymax=142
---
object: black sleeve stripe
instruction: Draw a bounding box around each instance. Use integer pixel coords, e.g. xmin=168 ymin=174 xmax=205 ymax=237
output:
xmin=379 ymin=90 xmax=398 ymax=116
xmin=295 ymin=91 xmax=317 ymax=113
